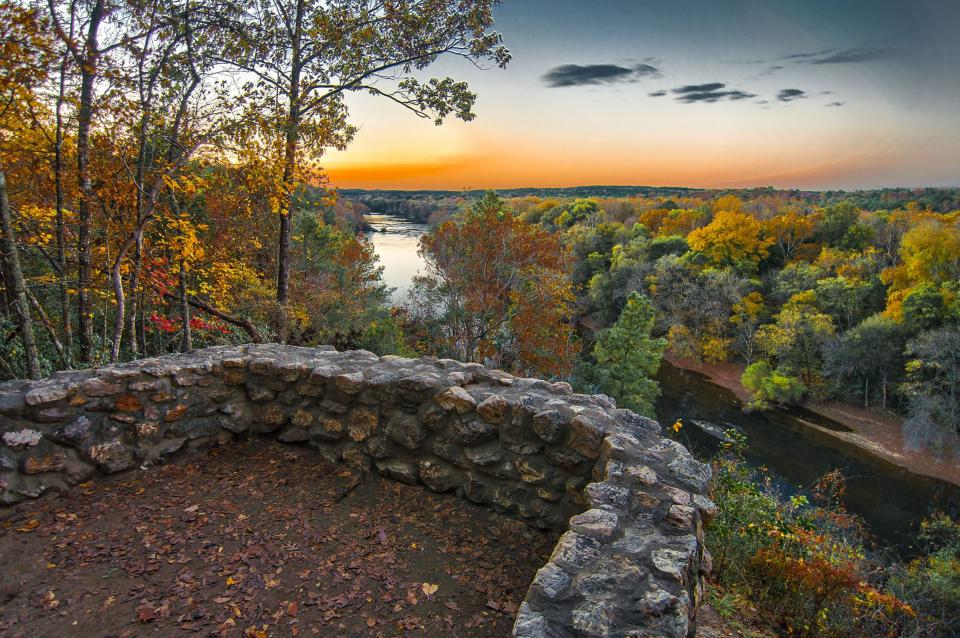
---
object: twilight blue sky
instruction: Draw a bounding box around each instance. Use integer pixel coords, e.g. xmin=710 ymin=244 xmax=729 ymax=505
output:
xmin=324 ymin=0 xmax=960 ymax=190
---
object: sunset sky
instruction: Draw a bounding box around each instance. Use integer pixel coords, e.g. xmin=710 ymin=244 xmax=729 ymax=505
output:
xmin=323 ymin=0 xmax=960 ymax=191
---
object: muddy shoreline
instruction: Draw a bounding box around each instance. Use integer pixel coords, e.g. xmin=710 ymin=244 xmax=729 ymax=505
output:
xmin=655 ymin=359 xmax=960 ymax=550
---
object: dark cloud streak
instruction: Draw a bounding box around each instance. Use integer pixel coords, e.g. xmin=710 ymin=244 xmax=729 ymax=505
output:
xmin=779 ymin=44 xmax=892 ymax=65
xmin=673 ymin=82 xmax=726 ymax=94
xmin=542 ymin=63 xmax=661 ymax=88
xmin=670 ymin=82 xmax=755 ymax=103
xmin=777 ymin=88 xmax=806 ymax=102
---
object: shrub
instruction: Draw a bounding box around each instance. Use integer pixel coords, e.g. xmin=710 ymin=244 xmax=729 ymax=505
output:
xmin=888 ymin=513 xmax=960 ymax=638
xmin=707 ymin=431 xmax=916 ymax=637
xmin=742 ymin=360 xmax=807 ymax=409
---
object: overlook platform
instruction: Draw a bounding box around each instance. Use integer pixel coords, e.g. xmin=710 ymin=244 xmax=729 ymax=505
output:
xmin=0 ymin=344 xmax=714 ymax=637
xmin=0 ymin=438 xmax=555 ymax=636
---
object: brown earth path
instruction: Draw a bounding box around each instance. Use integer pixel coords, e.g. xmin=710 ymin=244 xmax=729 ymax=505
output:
xmin=0 ymin=438 xmax=557 ymax=637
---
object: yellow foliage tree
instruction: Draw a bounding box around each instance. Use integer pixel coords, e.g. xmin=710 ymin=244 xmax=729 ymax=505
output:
xmin=687 ymin=211 xmax=774 ymax=270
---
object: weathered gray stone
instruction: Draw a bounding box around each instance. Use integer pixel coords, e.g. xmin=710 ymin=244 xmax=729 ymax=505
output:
xmin=247 ymin=385 xmax=276 ymax=402
xmin=465 ymin=441 xmax=502 ymax=466
xmin=638 ymin=588 xmax=679 ymax=615
xmin=627 ymin=463 xmax=658 ymax=486
xmin=667 ymin=452 xmax=711 ymax=493
xmin=435 ymin=386 xmax=476 ymax=413
xmin=309 ymin=416 xmax=344 ymax=441
xmin=550 ymin=531 xmax=602 ymax=572
xmin=419 ymin=461 xmax=461 ymax=492
xmin=335 ymin=372 xmax=365 ymax=394
xmin=513 ymin=602 xmax=546 ymax=638
xmin=693 ymin=494 xmax=719 ymax=525
xmin=79 ymin=378 xmax=124 ymax=397
xmin=452 ymin=417 xmax=497 ymax=445
xmin=651 ymin=548 xmax=691 ymax=584
xmin=568 ymin=415 xmax=605 ymax=459
xmin=418 ymin=402 xmax=447 ymax=430
xmin=2 ymin=429 xmax=42 ymax=447
xmin=571 ymin=599 xmax=617 ymax=637
xmin=585 ymin=481 xmax=631 ymax=510
xmin=87 ymin=441 xmax=134 ymax=473
xmin=570 ymin=508 xmax=619 ymax=540
xmin=476 ymin=395 xmax=511 ymax=424
xmin=666 ymin=504 xmax=696 ymax=530
xmin=385 ymin=411 xmax=426 ymax=450
xmin=375 ymin=459 xmax=418 ymax=484
xmin=514 ymin=457 xmax=547 ymax=484
xmin=25 ymin=385 xmax=70 ymax=406
xmin=530 ymin=562 xmax=571 ymax=601
xmin=0 ymin=447 xmax=16 ymax=470
xmin=347 ymin=407 xmax=378 ymax=441
xmin=532 ymin=410 xmax=567 ymax=443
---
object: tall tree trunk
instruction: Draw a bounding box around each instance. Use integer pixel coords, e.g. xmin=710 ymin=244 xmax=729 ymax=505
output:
xmin=179 ymin=258 xmax=191 ymax=351
xmin=276 ymin=0 xmax=305 ymax=344
xmin=109 ymin=253 xmax=125 ymax=362
xmin=75 ymin=0 xmax=105 ymax=363
xmin=126 ymin=232 xmax=142 ymax=353
xmin=0 ymin=172 xmax=41 ymax=379
xmin=881 ymin=370 xmax=887 ymax=410
xmin=27 ymin=291 xmax=66 ymax=364
xmin=54 ymin=50 xmax=73 ymax=365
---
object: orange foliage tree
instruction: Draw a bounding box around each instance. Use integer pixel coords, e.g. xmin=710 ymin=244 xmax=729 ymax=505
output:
xmin=413 ymin=192 xmax=576 ymax=377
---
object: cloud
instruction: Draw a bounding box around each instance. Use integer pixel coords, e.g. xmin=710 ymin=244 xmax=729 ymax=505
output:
xmin=670 ymin=82 xmax=756 ymax=103
xmin=648 ymin=90 xmax=668 ymax=97
xmin=542 ymin=63 xmax=661 ymax=88
xmin=777 ymin=88 xmax=807 ymax=102
xmin=825 ymin=101 xmax=846 ymax=107
xmin=673 ymin=82 xmax=726 ymax=94
xmin=782 ymin=45 xmax=891 ymax=65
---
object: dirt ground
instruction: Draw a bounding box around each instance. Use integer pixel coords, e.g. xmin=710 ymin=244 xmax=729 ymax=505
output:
xmin=0 ymin=439 xmax=558 ymax=637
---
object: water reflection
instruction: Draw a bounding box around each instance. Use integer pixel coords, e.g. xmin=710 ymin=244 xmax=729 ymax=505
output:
xmin=363 ymin=213 xmax=429 ymax=303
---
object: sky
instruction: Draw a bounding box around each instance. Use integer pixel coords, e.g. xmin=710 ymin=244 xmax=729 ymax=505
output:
xmin=322 ymin=0 xmax=960 ymax=191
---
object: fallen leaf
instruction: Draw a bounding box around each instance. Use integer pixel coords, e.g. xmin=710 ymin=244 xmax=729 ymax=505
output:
xmin=16 ymin=519 xmax=39 ymax=532
xmin=136 ymin=602 xmax=156 ymax=623
xmin=421 ymin=583 xmax=438 ymax=597
xmin=366 ymin=618 xmax=376 ymax=628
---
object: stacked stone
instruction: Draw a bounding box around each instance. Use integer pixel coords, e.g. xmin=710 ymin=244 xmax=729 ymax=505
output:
xmin=0 ymin=344 xmax=714 ymax=637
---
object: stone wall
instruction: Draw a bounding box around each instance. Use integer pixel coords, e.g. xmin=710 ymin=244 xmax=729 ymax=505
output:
xmin=0 ymin=344 xmax=714 ymax=638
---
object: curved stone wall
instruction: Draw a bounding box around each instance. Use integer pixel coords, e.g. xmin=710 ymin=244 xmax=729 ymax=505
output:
xmin=0 ymin=344 xmax=714 ymax=637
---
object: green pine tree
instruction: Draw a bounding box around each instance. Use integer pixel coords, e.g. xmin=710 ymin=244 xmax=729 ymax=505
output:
xmin=587 ymin=292 xmax=667 ymax=417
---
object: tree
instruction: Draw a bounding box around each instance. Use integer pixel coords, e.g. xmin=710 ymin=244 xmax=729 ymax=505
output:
xmin=731 ymin=291 xmax=766 ymax=363
xmin=741 ymin=360 xmax=806 ymax=409
xmin=222 ymin=0 xmax=510 ymax=341
xmin=582 ymin=292 xmax=666 ymax=417
xmin=756 ymin=292 xmax=835 ymax=390
xmin=881 ymin=218 xmax=960 ymax=325
xmin=815 ymin=201 xmax=859 ymax=247
xmin=825 ymin=314 xmax=904 ymax=408
xmin=687 ymin=210 xmax=774 ymax=271
xmin=47 ymin=0 xmax=117 ymax=362
xmin=0 ymin=172 xmax=40 ymax=378
xmin=412 ymin=192 xmax=575 ymax=377
xmin=765 ymin=210 xmax=814 ymax=261
xmin=902 ymin=327 xmax=960 ymax=450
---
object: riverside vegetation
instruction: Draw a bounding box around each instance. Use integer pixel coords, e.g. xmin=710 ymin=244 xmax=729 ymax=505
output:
xmin=1 ymin=0 xmax=959 ymax=636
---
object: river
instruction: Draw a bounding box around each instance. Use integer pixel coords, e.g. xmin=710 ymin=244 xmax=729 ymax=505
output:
xmin=363 ymin=213 xmax=429 ymax=303
xmin=364 ymin=213 xmax=959 ymax=549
